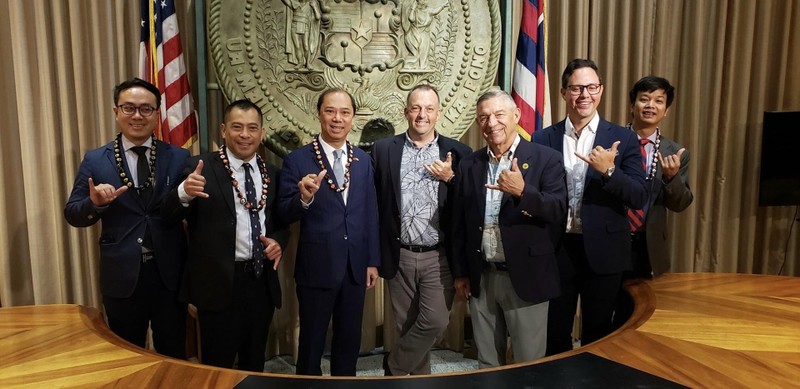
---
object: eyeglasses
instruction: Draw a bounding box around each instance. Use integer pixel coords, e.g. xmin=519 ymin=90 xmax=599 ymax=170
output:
xmin=117 ymin=104 xmax=157 ymax=117
xmin=566 ymin=84 xmax=602 ymax=96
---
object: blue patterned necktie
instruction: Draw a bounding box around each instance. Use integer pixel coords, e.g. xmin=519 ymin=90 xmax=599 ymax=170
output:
xmin=243 ymin=163 xmax=264 ymax=278
xmin=333 ymin=149 xmax=345 ymax=186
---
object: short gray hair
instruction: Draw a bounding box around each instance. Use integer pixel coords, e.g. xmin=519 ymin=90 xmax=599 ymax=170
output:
xmin=476 ymin=88 xmax=517 ymax=108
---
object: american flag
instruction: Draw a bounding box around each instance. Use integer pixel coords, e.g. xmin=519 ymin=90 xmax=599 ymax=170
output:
xmin=139 ymin=0 xmax=197 ymax=148
xmin=511 ymin=0 xmax=551 ymax=140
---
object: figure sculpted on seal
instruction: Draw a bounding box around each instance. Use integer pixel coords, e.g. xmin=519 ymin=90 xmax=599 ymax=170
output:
xmin=209 ymin=0 xmax=501 ymax=157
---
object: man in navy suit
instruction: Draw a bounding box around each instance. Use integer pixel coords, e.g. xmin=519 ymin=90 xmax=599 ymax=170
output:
xmin=451 ymin=89 xmax=567 ymax=367
xmin=277 ymin=88 xmax=380 ymax=376
xmin=64 ymin=78 xmax=189 ymax=358
xmin=373 ymin=84 xmax=471 ymax=375
xmin=161 ymin=99 xmax=286 ymax=372
xmin=533 ymin=59 xmax=648 ymax=355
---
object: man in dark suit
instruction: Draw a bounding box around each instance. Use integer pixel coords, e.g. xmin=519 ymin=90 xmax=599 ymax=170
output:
xmin=64 ymin=78 xmax=189 ymax=358
xmin=373 ymin=84 xmax=471 ymax=375
xmin=451 ymin=89 xmax=567 ymax=367
xmin=533 ymin=59 xmax=648 ymax=355
xmin=277 ymin=88 xmax=380 ymax=376
xmin=161 ymin=99 xmax=286 ymax=372
xmin=614 ymin=76 xmax=693 ymax=326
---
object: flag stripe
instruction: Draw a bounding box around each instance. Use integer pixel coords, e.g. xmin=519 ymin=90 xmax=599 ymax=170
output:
xmin=139 ymin=0 xmax=197 ymax=148
xmin=512 ymin=0 xmax=550 ymax=137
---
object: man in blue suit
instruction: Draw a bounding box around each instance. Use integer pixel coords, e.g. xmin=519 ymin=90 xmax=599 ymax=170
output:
xmin=277 ymin=88 xmax=380 ymax=376
xmin=451 ymin=90 xmax=567 ymax=367
xmin=64 ymin=78 xmax=189 ymax=358
xmin=533 ymin=59 xmax=648 ymax=355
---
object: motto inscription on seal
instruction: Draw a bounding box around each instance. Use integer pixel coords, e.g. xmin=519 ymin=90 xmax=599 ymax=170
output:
xmin=209 ymin=0 xmax=501 ymax=156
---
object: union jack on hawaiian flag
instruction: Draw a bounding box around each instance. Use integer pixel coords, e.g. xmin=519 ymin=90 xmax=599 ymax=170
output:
xmin=511 ymin=0 xmax=551 ymax=140
xmin=139 ymin=0 xmax=197 ymax=148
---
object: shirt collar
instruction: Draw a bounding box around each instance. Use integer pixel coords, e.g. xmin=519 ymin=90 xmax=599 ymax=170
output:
xmin=121 ymin=134 xmax=153 ymax=152
xmin=486 ymin=133 xmax=521 ymax=162
xmin=225 ymin=150 xmax=257 ymax=172
xmin=566 ymin=113 xmax=600 ymax=139
xmin=404 ymin=131 xmax=439 ymax=149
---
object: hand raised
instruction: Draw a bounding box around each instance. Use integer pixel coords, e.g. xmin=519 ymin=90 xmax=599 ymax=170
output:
xmin=184 ymin=160 xmax=209 ymax=199
xmin=485 ymin=158 xmax=525 ymax=197
xmin=88 ymin=177 xmax=128 ymax=206
xmin=576 ymin=140 xmax=619 ymax=174
xmin=259 ymin=235 xmax=282 ymax=270
xmin=298 ymin=169 xmax=326 ymax=203
xmin=424 ymin=151 xmax=455 ymax=182
xmin=658 ymin=148 xmax=685 ymax=180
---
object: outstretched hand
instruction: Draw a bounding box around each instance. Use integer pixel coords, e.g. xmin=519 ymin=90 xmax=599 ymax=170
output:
xmin=575 ymin=141 xmax=619 ymax=174
xmin=658 ymin=148 xmax=685 ymax=180
xmin=298 ymin=169 xmax=327 ymax=204
xmin=485 ymin=158 xmax=525 ymax=197
xmin=424 ymin=151 xmax=455 ymax=182
xmin=259 ymin=235 xmax=282 ymax=270
xmin=88 ymin=177 xmax=128 ymax=206
xmin=184 ymin=160 xmax=209 ymax=199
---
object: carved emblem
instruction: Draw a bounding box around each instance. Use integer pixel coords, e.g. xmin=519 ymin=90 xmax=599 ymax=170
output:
xmin=209 ymin=0 xmax=501 ymax=156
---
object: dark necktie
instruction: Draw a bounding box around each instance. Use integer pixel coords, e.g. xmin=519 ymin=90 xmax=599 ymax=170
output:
xmin=244 ymin=163 xmax=264 ymax=278
xmin=627 ymin=139 xmax=650 ymax=231
xmin=132 ymin=146 xmax=153 ymax=249
xmin=333 ymin=149 xmax=344 ymax=186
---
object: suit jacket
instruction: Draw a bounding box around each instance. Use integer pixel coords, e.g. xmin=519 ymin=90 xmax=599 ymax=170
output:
xmin=277 ymin=142 xmax=380 ymax=288
xmin=372 ymin=133 xmax=472 ymax=279
xmin=161 ymin=152 xmax=286 ymax=312
xmin=643 ymin=137 xmax=693 ymax=276
xmin=533 ymin=118 xmax=648 ymax=274
xmin=451 ymin=139 xmax=567 ymax=304
xmin=64 ymin=139 xmax=190 ymax=298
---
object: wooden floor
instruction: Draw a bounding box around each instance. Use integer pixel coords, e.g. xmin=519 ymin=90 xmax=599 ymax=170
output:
xmin=0 ymin=273 xmax=798 ymax=388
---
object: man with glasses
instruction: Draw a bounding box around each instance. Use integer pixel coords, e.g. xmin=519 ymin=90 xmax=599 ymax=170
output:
xmin=65 ymin=78 xmax=190 ymax=358
xmin=452 ymin=89 xmax=566 ymax=367
xmin=533 ymin=59 xmax=647 ymax=354
xmin=373 ymin=84 xmax=471 ymax=375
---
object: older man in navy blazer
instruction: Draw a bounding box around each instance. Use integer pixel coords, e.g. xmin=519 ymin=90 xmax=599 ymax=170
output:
xmin=64 ymin=78 xmax=189 ymax=359
xmin=452 ymin=89 xmax=567 ymax=367
xmin=278 ymin=88 xmax=380 ymax=376
xmin=533 ymin=59 xmax=648 ymax=355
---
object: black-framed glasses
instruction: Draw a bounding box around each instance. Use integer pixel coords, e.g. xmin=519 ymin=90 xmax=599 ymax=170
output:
xmin=118 ymin=104 xmax=157 ymax=117
xmin=566 ymin=84 xmax=602 ymax=96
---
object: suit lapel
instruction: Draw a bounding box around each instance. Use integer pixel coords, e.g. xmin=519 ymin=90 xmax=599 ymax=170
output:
xmin=152 ymin=141 xmax=172 ymax=205
xmin=313 ymin=146 xmax=346 ymax=207
xmin=551 ymin=122 xmax=566 ymax=154
xmin=389 ymin=135 xmax=404 ymax=211
xmin=471 ymin=149 xmax=489 ymax=220
xmin=210 ymin=152 xmax=237 ymax=217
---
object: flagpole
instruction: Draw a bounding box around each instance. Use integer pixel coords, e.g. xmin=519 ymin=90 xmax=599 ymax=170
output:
xmin=500 ymin=0 xmax=514 ymax=92
xmin=195 ymin=0 xmax=209 ymax=153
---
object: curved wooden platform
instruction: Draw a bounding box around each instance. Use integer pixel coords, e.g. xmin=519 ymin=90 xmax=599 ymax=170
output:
xmin=0 ymin=273 xmax=798 ymax=388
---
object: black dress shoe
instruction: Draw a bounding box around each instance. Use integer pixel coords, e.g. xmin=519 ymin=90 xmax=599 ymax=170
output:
xmin=382 ymin=353 xmax=392 ymax=376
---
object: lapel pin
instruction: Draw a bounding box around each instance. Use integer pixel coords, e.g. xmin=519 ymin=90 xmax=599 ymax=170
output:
xmin=522 ymin=163 xmax=529 ymax=170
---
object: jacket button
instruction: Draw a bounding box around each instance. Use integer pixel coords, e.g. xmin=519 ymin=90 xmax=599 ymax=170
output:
xmin=478 ymin=226 xmax=482 ymax=231
xmin=344 ymin=235 xmax=348 ymax=240
xmin=137 ymin=238 xmax=143 ymax=244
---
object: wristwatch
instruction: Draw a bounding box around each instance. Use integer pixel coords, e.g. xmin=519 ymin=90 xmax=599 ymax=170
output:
xmin=603 ymin=166 xmax=615 ymax=179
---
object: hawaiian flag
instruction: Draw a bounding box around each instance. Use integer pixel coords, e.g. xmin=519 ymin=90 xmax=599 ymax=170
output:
xmin=511 ymin=0 xmax=551 ymax=140
xmin=139 ymin=0 xmax=197 ymax=148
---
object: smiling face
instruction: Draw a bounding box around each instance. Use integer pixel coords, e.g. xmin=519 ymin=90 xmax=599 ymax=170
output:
xmin=114 ymin=86 xmax=159 ymax=145
xmin=317 ymin=90 xmax=354 ymax=148
xmin=404 ymin=88 xmax=441 ymax=143
xmin=561 ymin=66 xmax=604 ymax=128
xmin=476 ymin=95 xmax=520 ymax=155
xmin=221 ymin=107 xmax=264 ymax=161
xmin=631 ymin=89 xmax=669 ymax=130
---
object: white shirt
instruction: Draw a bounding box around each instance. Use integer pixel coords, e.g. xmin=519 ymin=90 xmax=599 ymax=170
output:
xmin=562 ymin=113 xmax=600 ymax=233
xmin=121 ymin=135 xmax=153 ymax=187
xmin=227 ymin=153 xmax=267 ymax=261
xmin=316 ymin=137 xmax=350 ymax=205
xmin=177 ymin=152 xmax=267 ymax=261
